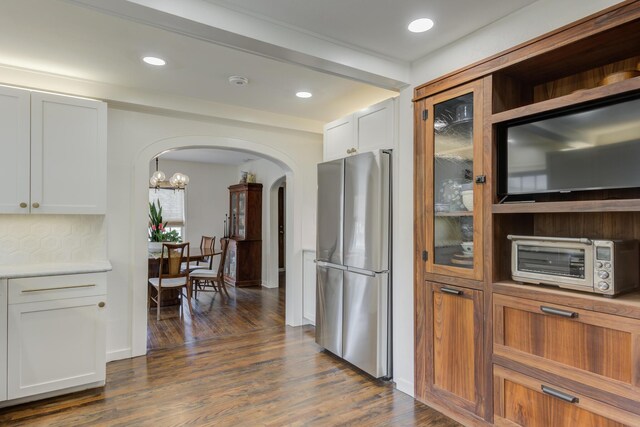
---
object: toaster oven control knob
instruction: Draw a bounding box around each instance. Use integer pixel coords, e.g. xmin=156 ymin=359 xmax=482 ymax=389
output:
xmin=605 ymin=262 xmax=611 ymax=269
xmin=596 ymin=261 xmax=603 ymax=268
xmin=598 ymin=271 xmax=610 ymax=279
xmin=598 ymin=281 xmax=610 ymax=291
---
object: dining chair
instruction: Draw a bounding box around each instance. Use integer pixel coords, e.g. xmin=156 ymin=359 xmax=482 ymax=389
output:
xmin=148 ymin=242 xmax=192 ymax=320
xmin=190 ymin=238 xmax=230 ymax=299
xmin=182 ymin=236 xmax=215 ymax=272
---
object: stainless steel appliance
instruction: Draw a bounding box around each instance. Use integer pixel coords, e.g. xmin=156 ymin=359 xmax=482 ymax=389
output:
xmin=509 ymin=235 xmax=639 ymax=296
xmin=316 ymin=150 xmax=391 ymax=378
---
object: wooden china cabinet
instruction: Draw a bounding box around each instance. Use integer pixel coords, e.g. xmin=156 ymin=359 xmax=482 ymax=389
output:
xmin=415 ymin=79 xmax=487 ymax=420
xmin=224 ymin=183 xmax=262 ymax=287
xmin=414 ymin=2 xmax=640 ymax=426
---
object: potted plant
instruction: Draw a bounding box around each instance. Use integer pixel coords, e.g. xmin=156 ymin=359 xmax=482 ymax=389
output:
xmin=148 ymin=200 xmax=181 ymax=252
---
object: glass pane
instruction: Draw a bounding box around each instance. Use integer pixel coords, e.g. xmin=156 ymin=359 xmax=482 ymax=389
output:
xmin=227 ymin=247 xmax=236 ymax=279
xmin=433 ymin=92 xmax=474 ymax=269
xmin=231 ymin=193 xmax=238 ymax=235
xmin=238 ymin=193 xmax=246 ymax=238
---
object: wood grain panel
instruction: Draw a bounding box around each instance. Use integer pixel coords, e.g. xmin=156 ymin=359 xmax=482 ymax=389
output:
xmin=433 ymin=292 xmax=476 ymax=401
xmin=503 ymin=306 xmax=632 ymax=383
xmin=503 ymin=380 xmax=625 ymax=427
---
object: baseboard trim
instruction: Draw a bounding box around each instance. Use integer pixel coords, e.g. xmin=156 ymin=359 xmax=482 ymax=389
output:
xmin=394 ymin=377 xmax=414 ymax=397
xmin=107 ymin=348 xmax=132 ymax=362
xmin=302 ymin=316 xmax=315 ymax=326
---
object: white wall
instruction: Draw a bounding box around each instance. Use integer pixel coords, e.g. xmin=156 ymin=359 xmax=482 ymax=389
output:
xmin=237 ymin=158 xmax=290 ymax=289
xmin=392 ymin=0 xmax=623 ymax=398
xmin=107 ymin=106 xmax=322 ymax=359
xmin=149 ymin=159 xmax=237 ymax=247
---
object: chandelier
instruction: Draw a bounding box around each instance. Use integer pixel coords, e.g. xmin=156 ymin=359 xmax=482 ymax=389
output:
xmin=149 ymin=157 xmax=189 ymax=190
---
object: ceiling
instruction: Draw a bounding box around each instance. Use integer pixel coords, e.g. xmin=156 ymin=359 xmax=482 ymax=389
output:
xmin=0 ymin=0 xmax=538 ymax=128
xmin=160 ymin=148 xmax=258 ymax=165
xmin=204 ymin=0 xmax=537 ymax=62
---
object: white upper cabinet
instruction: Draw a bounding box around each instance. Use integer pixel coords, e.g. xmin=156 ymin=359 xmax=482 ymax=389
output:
xmin=323 ymin=97 xmax=396 ymax=161
xmin=0 ymin=86 xmax=30 ymax=214
xmin=0 ymin=86 xmax=107 ymax=215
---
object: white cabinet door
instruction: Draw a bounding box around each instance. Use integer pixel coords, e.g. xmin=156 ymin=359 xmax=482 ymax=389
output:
xmin=31 ymin=92 xmax=107 ymax=214
xmin=355 ymin=98 xmax=395 ymax=154
xmin=0 ymin=279 xmax=7 ymax=402
xmin=0 ymin=86 xmax=30 ymax=214
xmin=7 ymin=295 xmax=106 ymax=399
xmin=323 ymin=115 xmax=354 ymax=161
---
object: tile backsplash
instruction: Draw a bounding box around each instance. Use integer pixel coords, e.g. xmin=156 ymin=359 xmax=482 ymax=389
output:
xmin=0 ymin=215 xmax=107 ymax=265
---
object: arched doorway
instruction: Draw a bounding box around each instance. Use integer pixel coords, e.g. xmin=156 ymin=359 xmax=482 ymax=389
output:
xmin=130 ymin=136 xmax=304 ymax=357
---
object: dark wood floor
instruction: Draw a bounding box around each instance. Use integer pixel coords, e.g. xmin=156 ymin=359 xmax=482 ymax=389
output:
xmin=0 ymin=281 xmax=460 ymax=426
xmin=147 ymin=285 xmax=284 ymax=350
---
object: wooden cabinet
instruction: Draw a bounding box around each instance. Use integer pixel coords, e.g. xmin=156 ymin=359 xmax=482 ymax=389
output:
xmin=6 ymin=273 xmax=107 ymax=400
xmin=494 ymin=366 xmax=639 ymax=427
xmin=494 ymin=293 xmax=640 ymax=407
xmin=0 ymin=86 xmax=107 ymax=215
xmin=417 ymin=282 xmax=485 ymax=417
xmin=323 ymin=97 xmax=396 ymax=161
xmin=416 ymin=80 xmax=485 ymax=282
xmin=225 ymin=183 xmax=262 ymax=287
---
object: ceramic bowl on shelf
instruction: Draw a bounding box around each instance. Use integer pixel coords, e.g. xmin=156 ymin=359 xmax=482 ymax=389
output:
xmin=461 ymin=189 xmax=473 ymax=211
xmin=461 ymin=241 xmax=473 ymax=255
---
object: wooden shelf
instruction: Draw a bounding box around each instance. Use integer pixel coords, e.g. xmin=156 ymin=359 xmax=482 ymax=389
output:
xmin=493 ymin=280 xmax=640 ymax=320
xmin=492 ymin=198 xmax=640 ymax=214
xmin=435 ymin=211 xmax=473 ymax=217
xmin=491 ymin=76 xmax=640 ymax=124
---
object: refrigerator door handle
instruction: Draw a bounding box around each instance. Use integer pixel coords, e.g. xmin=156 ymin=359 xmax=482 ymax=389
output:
xmin=316 ymin=261 xmax=347 ymax=270
xmin=346 ymin=266 xmax=377 ymax=277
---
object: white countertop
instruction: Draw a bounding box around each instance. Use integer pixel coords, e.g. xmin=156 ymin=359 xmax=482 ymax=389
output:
xmin=0 ymin=261 xmax=112 ymax=279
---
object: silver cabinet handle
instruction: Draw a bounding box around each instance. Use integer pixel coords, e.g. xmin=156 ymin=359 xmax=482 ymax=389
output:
xmin=19 ymin=202 xmax=27 ymax=208
xmin=540 ymin=306 xmax=578 ymax=319
xmin=541 ymin=385 xmax=579 ymax=404
xmin=441 ymin=287 xmax=463 ymax=296
xmin=22 ymin=283 xmax=96 ymax=293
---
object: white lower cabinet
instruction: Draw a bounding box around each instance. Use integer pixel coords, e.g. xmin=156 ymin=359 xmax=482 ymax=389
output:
xmin=0 ymin=280 xmax=7 ymax=402
xmin=6 ymin=273 xmax=107 ymax=400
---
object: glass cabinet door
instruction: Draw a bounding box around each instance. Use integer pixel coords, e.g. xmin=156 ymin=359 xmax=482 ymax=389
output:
xmin=230 ymin=192 xmax=238 ymax=237
xmin=238 ymin=192 xmax=246 ymax=239
xmin=427 ymin=80 xmax=483 ymax=280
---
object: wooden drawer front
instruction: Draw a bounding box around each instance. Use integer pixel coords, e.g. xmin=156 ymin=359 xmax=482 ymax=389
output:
xmin=494 ymin=366 xmax=639 ymax=427
xmin=9 ymin=273 xmax=106 ymax=304
xmin=494 ymin=294 xmax=640 ymax=401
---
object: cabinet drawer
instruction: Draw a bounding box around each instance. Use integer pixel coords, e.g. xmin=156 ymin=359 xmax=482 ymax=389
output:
xmin=493 ymin=294 xmax=640 ymax=404
xmin=494 ymin=366 xmax=639 ymax=427
xmin=9 ymin=273 xmax=106 ymax=304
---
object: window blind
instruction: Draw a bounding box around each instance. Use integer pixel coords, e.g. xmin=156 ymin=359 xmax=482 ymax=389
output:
xmin=149 ymin=188 xmax=185 ymax=226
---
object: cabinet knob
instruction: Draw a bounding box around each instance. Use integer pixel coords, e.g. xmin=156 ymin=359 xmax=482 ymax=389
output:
xmin=19 ymin=202 xmax=27 ymax=208
xmin=32 ymin=202 xmax=40 ymax=208
xmin=98 ymin=302 xmax=106 ymax=308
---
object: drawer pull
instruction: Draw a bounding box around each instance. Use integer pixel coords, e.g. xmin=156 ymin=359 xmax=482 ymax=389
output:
xmin=98 ymin=302 xmax=105 ymax=308
xmin=541 ymin=385 xmax=579 ymax=404
xmin=441 ymin=287 xmax=463 ymax=296
xmin=22 ymin=283 xmax=96 ymax=293
xmin=540 ymin=306 xmax=578 ymax=319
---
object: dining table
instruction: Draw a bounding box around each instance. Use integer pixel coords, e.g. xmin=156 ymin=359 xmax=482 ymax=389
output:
xmin=148 ymin=246 xmax=221 ymax=307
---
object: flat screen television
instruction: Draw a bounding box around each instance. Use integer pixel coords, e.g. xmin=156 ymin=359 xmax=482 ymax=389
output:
xmin=498 ymin=94 xmax=640 ymax=197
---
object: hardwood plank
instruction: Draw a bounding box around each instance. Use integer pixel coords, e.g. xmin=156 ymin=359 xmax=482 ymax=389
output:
xmin=0 ymin=325 xmax=460 ymax=426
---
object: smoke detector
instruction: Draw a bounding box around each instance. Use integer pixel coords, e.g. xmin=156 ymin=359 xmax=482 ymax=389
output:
xmin=228 ymin=75 xmax=249 ymax=86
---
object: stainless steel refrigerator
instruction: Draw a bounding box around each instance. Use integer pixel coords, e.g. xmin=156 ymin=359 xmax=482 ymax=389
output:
xmin=315 ymin=149 xmax=391 ymax=379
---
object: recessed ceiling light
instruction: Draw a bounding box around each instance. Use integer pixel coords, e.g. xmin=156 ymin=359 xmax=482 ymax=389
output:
xmin=296 ymin=91 xmax=312 ymax=99
xmin=142 ymin=56 xmax=166 ymax=66
xmin=408 ymin=18 xmax=434 ymax=33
